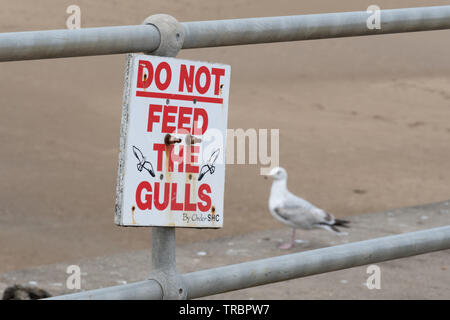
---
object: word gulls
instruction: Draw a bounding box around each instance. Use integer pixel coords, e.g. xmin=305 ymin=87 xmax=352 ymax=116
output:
xmin=267 ymin=167 xmax=349 ymax=249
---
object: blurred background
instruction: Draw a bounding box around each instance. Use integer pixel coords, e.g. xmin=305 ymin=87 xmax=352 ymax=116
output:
xmin=1 ymin=0 xmax=450 ymax=273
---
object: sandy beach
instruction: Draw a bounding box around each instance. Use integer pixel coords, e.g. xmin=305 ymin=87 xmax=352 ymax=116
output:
xmin=1 ymin=0 xmax=450 ymax=273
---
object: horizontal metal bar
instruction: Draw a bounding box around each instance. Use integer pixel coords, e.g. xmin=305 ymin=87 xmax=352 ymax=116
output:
xmin=184 ymin=225 xmax=450 ymax=298
xmin=182 ymin=5 xmax=450 ymax=48
xmin=48 ymin=225 xmax=450 ymax=299
xmin=48 ymin=280 xmax=163 ymax=300
xmin=1 ymin=6 xmax=450 ymax=61
xmin=0 ymin=25 xmax=160 ymax=62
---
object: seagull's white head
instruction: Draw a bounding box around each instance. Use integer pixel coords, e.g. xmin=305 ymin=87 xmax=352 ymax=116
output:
xmin=268 ymin=167 xmax=287 ymax=181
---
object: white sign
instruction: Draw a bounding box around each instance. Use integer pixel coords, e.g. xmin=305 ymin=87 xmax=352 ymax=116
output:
xmin=115 ymin=54 xmax=231 ymax=228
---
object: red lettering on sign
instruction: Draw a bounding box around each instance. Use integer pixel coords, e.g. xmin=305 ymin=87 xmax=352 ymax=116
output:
xmin=155 ymin=62 xmax=172 ymax=90
xmin=198 ymin=184 xmax=212 ymax=212
xmin=193 ymin=108 xmax=208 ymax=135
xmin=136 ymin=181 xmax=152 ymax=210
xmin=186 ymin=146 xmax=199 ymax=173
xmin=162 ymin=105 xmax=177 ymax=133
xmin=148 ymin=105 xmax=208 ymax=135
xmin=130 ymin=59 xmax=228 ymax=223
xmin=153 ymin=143 xmax=165 ymax=171
xmin=154 ymin=182 xmax=170 ymax=210
xmin=137 ymin=91 xmax=223 ymax=104
xmin=211 ymin=68 xmax=225 ymax=95
xmin=179 ymin=64 xmax=195 ymax=93
xmin=137 ymin=60 xmax=153 ymax=89
xmin=135 ymin=181 xmax=212 ymax=212
xmin=195 ymin=66 xmax=211 ymax=94
xmin=147 ymin=104 xmax=162 ymax=132
xmin=168 ymin=145 xmax=184 ymax=173
xmin=184 ymin=183 xmax=197 ymax=211
xmin=171 ymin=183 xmax=184 ymax=211
xmin=177 ymin=107 xmax=192 ymax=133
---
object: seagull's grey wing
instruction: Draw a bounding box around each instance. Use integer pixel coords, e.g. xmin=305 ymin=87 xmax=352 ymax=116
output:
xmin=273 ymin=193 xmax=331 ymax=229
xmin=284 ymin=192 xmax=315 ymax=209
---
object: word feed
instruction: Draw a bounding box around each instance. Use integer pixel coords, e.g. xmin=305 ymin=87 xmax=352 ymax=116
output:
xmin=115 ymin=54 xmax=230 ymax=228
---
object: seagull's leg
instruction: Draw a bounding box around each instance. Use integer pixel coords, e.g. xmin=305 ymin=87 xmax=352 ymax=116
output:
xmin=290 ymin=228 xmax=296 ymax=245
xmin=279 ymin=228 xmax=295 ymax=249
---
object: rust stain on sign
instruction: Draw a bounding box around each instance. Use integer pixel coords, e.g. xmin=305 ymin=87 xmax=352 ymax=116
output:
xmin=131 ymin=205 xmax=137 ymax=225
xmin=220 ymin=84 xmax=224 ymax=109
xmin=211 ymin=205 xmax=216 ymax=226
xmin=143 ymin=73 xmax=148 ymax=91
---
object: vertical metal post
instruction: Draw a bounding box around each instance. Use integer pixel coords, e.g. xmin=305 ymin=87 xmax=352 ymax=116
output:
xmin=150 ymin=227 xmax=186 ymax=299
xmin=151 ymin=227 xmax=177 ymax=270
xmin=142 ymin=14 xmax=186 ymax=300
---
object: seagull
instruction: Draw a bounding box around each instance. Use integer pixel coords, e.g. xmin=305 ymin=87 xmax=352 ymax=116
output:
xmin=132 ymin=146 xmax=155 ymax=177
xmin=267 ymin=167 xmax=350 ymax=249
xmin=198 ymin=148 xmax=220 ymax=181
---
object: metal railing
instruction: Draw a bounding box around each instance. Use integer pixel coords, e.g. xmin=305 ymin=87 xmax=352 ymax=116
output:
xmin=2 ymin=5 xmax=450 ymax=61
xmin=51 ymin=226 xmax=450 ymax=300
xmin=1 ymin=5 xmax=449 ymax=299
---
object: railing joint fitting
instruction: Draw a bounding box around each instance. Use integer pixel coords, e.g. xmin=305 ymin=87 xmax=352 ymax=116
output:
xmin=148 ymin=269 xmax=187 ymax=300
xmin=142 ymin=14 xmax=184 ymax=57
